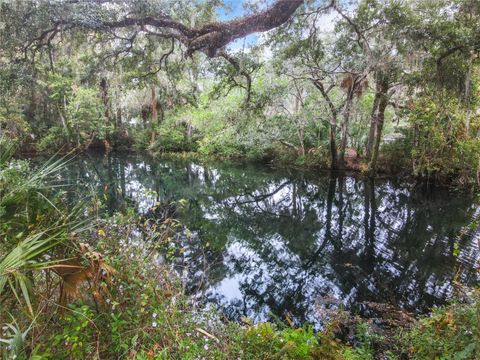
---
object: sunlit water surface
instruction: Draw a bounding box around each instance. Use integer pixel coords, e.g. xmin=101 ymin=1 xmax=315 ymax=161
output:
xmin=61 ymin=152 xmax=480 ymax=327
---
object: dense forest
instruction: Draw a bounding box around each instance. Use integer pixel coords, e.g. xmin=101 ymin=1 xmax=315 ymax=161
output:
xmin=0 ymin=0 xmax=479 ymax=359
xmin=0 ymin=0 xmax=479 ymax=182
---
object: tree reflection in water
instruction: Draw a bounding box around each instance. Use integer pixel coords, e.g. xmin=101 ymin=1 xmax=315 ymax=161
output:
xmin=65 ymin=152 xmax=480 ymax=327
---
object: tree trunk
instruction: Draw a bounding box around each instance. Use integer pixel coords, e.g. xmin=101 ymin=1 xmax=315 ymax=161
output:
xmin=141 ymin=105 xmax=148 ymax=128
xmin=366 ymin=92 xmax=380 ymax=160
xmin=99 ymin=78 xmax=112 ymax=149
xmin=339 ymin=90 xmax=355 ymax=164
xmin=329 ymin=124 xmax=338 ymax=170
xmin=99 ymin=78 xmax=111 ymax=123
xmin=296 ymin=125 xmax=306 ymax=156
xmin=313 ymin=80 xmax=338 ymax=170
xmin=150 ymin=86 xmax=158 ymax=144
xmin=116 ymin=108 xmax=122 ymax=129
xmin=464 ymin=52 xmax=474 ymax=136
xmin=158 ymin=99 xmax=164 ymax=124
xmin=368 ymin=78 xmax=389 ymax=175
xmin=57 ymin=94 xmax=72 ymax=149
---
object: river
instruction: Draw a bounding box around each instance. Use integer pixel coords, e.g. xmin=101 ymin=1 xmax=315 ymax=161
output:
xmin=61 ymin=152 xmax=480 ymax=327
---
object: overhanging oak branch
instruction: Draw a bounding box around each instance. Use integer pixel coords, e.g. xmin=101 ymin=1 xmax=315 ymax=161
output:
xmin=26 ymin=0 xmax=306 ymax=58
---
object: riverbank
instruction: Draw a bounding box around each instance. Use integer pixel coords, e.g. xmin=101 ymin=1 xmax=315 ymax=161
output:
xmin=19 ymin=143 xmax=480 ymax=191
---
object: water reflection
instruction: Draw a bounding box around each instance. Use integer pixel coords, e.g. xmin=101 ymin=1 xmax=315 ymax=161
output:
xmin=64 ymin=152 xmax=480 ymax=326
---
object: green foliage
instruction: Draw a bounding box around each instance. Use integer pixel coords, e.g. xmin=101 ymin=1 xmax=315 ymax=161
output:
xmin=0 ymin=204 xmax=363 ymax=359
xmin=376 ymin=131 xmax=412 ymax=175
xmin=0 ymin=112 xmax=31 ymax=143
xmin=197 ymin=127 xmax=244 ymax=158
xmin=1 ymin=0 xmax=480 ymax=358
xmin=130 ymin=126 xmax=152 ymax=151
xmin=0 ymin=153 xmax=68 ymax=231
xmin=0 ymin=321 xmax=32 ymax=360
xmin=237 ymin=323 xmax=320 ymax=359
xmin=344 ymin=322 xmax=381 ymax=359
xmin=0 ymin=137 xmax=17 ymax=165
xmin=0 ymin=144 xmax=86 ymax=323
xmin=157 ymin=125 xmax=191 ymax=152
xmin=37 ymin=126 xmax=68 ymax=152
xmin=67 ymin=87 xmax=108 ymax=144
xmin=0 ymin=231 xmax=67 ymax=315
xmin=46 ymin=70 xmax=73 ymax=104
xmin=407 ymin=0 xmax=480 ymax=96
xmin=52 ymin=304 xmax=96 ymax=358
xmin=398 ymin=298 xmax=479 ymax=359
xmin=407 ymin=97 xmax=480 ymax=183
xmin=148 ymin=119 xmax=198 ymax=153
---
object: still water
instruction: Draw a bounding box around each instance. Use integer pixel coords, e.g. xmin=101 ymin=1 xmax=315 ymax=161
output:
xmin=64 ymin=152 xmax=480 ymax=326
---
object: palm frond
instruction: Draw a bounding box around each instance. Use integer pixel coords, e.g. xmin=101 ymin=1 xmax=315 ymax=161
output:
xmin=0 ymin=154 xmax=72 ymax=205
xmin=0 ymin=214 xmax=90 ymax=315
xmin=0 ymin=315 xmax=37 ymax=358
xmin=0 ymin=148 xmax=90 ymax=315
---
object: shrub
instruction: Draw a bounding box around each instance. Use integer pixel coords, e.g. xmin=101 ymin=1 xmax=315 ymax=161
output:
xmin=407 ymin=97 xmax=480 ymax=184
xmin=398 ymin=296 xmax=479 ymax=359
xmin=37 ymin=126 xmax=68 ymax=152
xmin=155 ymin=124 xmax=194 ymax=152
xmin=67 ymin=87 xmax=110 ymax=147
